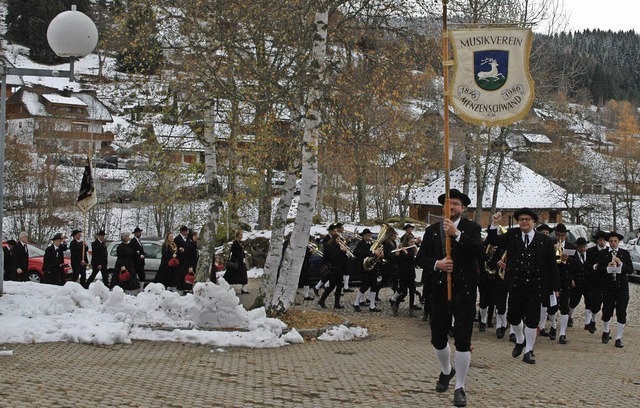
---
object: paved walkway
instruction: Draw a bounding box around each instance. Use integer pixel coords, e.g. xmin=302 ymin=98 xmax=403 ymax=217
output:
xmin=1 ymin=281 xmax=639 ymax=407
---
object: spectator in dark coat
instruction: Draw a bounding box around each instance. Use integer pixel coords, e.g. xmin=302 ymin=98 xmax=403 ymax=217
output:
xmin=129 ymin=227 xmax=146 ymax=289
xmin=69 ymin=229 xmax=89 ymax=287
xmin=154 ymin=232 xmax=180 ymax=290
xmin=225 ymin=229 xmax=249 ymax=294
xmin=178 ymin=231 xmax=199 ymax=293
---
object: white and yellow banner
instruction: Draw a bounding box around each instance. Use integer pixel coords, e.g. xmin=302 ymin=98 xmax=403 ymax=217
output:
xmin=449 ymin=28 xmax=535 ymax=127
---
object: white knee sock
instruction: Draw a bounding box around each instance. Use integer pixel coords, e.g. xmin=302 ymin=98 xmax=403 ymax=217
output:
xmin=514 ymin=321 xmax=525 ymax=344
xmin=497 ymin=314 xmax=507 ymax=328
xmin=391 ymin=292 xmax=399 ymax=301
xmin=616 ymin=323 xmax=625 ymax=340
xmin=549 ymin=313 xmax=557 ymax=329
xmin=241 ymin=284 xmax=249 ymax=292
xmin=454 ymin=351 xmax=471 ymax=390
xmin=603 ymin=320 xmax=611 ymax=333
xmin=524 ymin=327 xmax=537 ymax=353
xmin=559 ymin=314 xmax=569 ymax=336
xmin=585 ymin=309 xmax=592 ymax=324
xmin=314 ymin=281 xmax=323 ymax=290
xmin=303 ymin=285 xmax=310 ymax=298
xmin=569 ymin=307 xmax=574 ymax=318
xmin=368 ymin=291 xmax=377 ymax=309
xmin=434 ymin=343 xmax=452 ymax=375
xmin=354 ymin=292 xmax=362 ymax=307
xmin=480 ymin=307 xmax=488 ymax=324
xmin=539 ymin=307 xmax=547 ymax=329
xmin=343 ymin=275 xmax=350 ymax=289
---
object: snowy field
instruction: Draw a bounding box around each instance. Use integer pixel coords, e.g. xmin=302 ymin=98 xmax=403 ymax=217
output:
xmin=0 ymin=279 xmax=368 ymax=349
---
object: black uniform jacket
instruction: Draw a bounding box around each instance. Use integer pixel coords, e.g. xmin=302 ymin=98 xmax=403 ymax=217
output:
xmin=486 ymin=227 xmax=560 ymax=298
xmin=416 ymin=217 xmax=483 ymax=297
xmin=595 ymin=247 xmax=633 ymax=289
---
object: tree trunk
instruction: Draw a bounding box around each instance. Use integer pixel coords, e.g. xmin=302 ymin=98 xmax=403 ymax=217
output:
xmin=196 ymin=104 xmax=222 ymax=283
xmin=268 ymin=7 xmax=327 ymax=312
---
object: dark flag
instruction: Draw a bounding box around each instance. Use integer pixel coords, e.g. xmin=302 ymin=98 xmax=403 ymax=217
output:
xmin=77 ymin=159 xmax=97 ymax=213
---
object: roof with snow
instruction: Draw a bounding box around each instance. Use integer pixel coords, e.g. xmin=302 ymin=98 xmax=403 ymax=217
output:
xmin=410 ymin=157 xmax=567 ymax=209
xmin=8 ymin=86 xmax=112 ymax=122
xmin=522 ymin=133 xmax=552 ymax=144
xmin=42 ymin=93 xmax=87 ymax=107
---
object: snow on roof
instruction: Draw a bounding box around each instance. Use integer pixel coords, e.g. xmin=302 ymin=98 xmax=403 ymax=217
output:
xmin=73 ymin=93 xmax=112 ymax=122
xmin=522 ymin=133 xmax=552 ymax=144
xmin=410 ymin=157 xmax=567 ymax=209
xmin=42 ymin=93 xmax=87 ymax=107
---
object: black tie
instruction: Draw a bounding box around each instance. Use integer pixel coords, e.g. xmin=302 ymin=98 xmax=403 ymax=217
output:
xmin=524 ymin=234 xmax=529 ymax=247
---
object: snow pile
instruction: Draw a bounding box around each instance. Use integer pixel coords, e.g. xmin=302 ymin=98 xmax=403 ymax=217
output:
xmin=318 ymin=325 xmax=369 ymax=341
xmin=0 ymin=280 xmax=334 ymax=348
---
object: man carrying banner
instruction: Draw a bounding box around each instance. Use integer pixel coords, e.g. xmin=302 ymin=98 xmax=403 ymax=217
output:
xmin=416 ymin=189 xmax=482 ymax=407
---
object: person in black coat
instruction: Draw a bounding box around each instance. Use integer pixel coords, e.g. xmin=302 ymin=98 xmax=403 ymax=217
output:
xmin=111 ymin=232 xmax=139 ymax=291
xmin=416 ymin=189 xmax=483 ymax=407
xmin=570 ymin=237 xmax=592 ymax=332
xmin=87 ymin=230 xmax=108 ymax=287
xmin=154 ymin=232 xmax=180 ymax=290
xmin=225 ymin=229 xmax=249 ymax=294
xmin=545 ymin=223 xmax=577 ymax=344
xmin=69 ymin=229 xmax=89 ymax=287
xmin=390 ymin=234 xmax=420 ymax=316
xmin=129 ymin=227 xmax=146 ymax=288
xmin=318 ymin=234 xmax=349 ymax=309
xmin=352 ymin=228 xmax=382 ymax=312
xmin=13 ymin=232 xmax=30 ymax=282
xmin=177 ymin=231 xmax=199 ymax=293
xmin=584 ymin=230 xmax=608 ymax=333
xmin=3 ymin=239 xmax=16 ymax=281
xmin=487 ymin=208 xmax=560 ymax=365
xmin=594 ymin=231 xmax=632 ymax=348
xmin=43 ymin=233 xmax=66 ymax=285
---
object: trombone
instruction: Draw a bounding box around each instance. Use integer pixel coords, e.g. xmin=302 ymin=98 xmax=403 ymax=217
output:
xmin=337 ymin=236 xmax=355 ymax=259
xmin=307 ymin=243 xmax=323 ymax=257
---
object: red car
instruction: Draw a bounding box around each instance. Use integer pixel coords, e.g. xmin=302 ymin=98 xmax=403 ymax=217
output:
xmin=3 ymin=242 xmax=73 ymax=283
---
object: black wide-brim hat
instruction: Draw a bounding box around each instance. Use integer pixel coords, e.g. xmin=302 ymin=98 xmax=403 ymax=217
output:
xmin=133 ymin=227 xmax=143 ymax=233
xmin=536 ymin=223 xmax=553 ymax=233
xmin=575 ymin=237 xmax=588 ymax=246
xmin=403 ymin=224 xmax=414 ymax=230
xmin=513 ymin=208 xmax=539 ymax=223
xmin=607 ymin=231 xmax=624 ymax=241
xmin=361 ymin=228 xmax=372 ymax=235
xmin=71 ymin=229 xmax=82 ymax=236
xmin=437 ymin=189 xmax=471 ymax=206
xmin=554 ymin=223 xmax=568 ymax=233
xmin=592 ymin=230 xmax=608 ymax=241
xmin=51 ymin=233 xmax=64 ymax=241
xmin=96 ymin=230 xmax=106 ymax=236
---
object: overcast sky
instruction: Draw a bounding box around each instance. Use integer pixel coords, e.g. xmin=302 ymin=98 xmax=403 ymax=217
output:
xmin=563 ymin=0 xmax=638 ymax=32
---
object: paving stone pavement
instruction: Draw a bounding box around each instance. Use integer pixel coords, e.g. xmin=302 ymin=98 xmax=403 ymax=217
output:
xmin=1 ymin=281 xmax=639 ymax=408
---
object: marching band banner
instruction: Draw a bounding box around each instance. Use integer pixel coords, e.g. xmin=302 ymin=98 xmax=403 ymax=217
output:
xmin=449 ymin=28 xmax=535 ymax=127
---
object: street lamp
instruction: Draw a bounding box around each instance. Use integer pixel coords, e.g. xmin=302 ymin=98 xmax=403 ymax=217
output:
xmin=0 ymin=5 xmax=98 ymax=295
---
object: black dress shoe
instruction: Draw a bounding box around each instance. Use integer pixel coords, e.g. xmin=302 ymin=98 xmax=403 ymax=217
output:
xmin=602 ymin=331 xmax=611 ymax=344
xmin=313 ymin=288 xmax=320 ymax=296
xmin=583 ymin=324 xmax=590 ymax=331
xmin=512 ymin=341 xmax=525 ymax=358
xmin=615 ymin=339 xmax=624 ymax=348
xmin=391 ymin=302 xmax=399 ymax=316
xmin=558 ymin=335 xmax=567 ymax=344
xmin=453 ymin=387 xmax=467 ymax=407
xmin=539 ymin=328 xmax=549 ymax=337
xmin=359 ymin=301 xmax=368 ymax=306
xmin=523 ymin=350 xmax=536 ymax=364
xmin=435 ymin=368 xmax=456 ymax=392
xmin=334 ymin=304 xmax=344 ymax=309
xmin=487 ymin=320 xmax=494 ymax=328
xmin=304 ymin=296 xmax=315 ymax=301
xmin=353 ymin=305 xmax=361 ymax=312
xmin=479 ymin=322 xmax=487 ymax=332
xmin=241 ymin=290 xmax=250 ymax=294
xmin=496 ymin=327 xmax=506 ymax=339
xmin=589 ymin=321 xmax=597 ymax=334
xmin=549 ymin=327 xmax=557 ymax=341
xmin=318 ymin=301 xmax=327 ymax=309
xmin=343 ymin=288 xmax=354 ymax=292
xmin=509 ymin=333 xmax=516 ymax=343
xmin=369 ymin=307 xmax=382 ymax=312
xmin=568 ymin=317 xmax=573 ymax=327
xmin=411 ymin=305 xmax=423 ymax=311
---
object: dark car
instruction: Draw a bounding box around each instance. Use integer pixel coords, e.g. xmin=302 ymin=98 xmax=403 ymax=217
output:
xmin=2 ymin=242 xmax=73 ymax=283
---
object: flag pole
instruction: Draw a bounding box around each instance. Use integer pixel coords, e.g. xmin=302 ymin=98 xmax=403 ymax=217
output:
xmin=81 ymin=146 xmax=92 ymax=265
xmin=442 ymin=0 xmax=452 ymax=302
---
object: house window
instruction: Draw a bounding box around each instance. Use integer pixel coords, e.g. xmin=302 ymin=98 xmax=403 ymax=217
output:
xmin=71 ymin=123 xmax=89 ymax=133
xmin=183 ymin=154 xmax=196 ymax=163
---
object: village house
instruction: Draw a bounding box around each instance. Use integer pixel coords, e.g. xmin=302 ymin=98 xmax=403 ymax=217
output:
xmin=5 ymin=85 xmax=113 ymax=154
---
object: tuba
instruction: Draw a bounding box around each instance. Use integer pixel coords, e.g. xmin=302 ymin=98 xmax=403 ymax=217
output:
xmin=555 ymin=242 xmax=567 ymax=264
xmin=485 ymin=225 xmax=507 ymax=276
xmin=363 ymin=223 xmax=392 ymax=271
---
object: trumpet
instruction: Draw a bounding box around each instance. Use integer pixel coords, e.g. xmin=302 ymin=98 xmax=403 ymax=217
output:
xmin=485 ymin=225 xmax=507 ymax=275
xmin=337 ymin=236 xmax=355 ymax=259
xmin=497 ymin=250 xmax=507 ymax=280
xmin=307 ymin=243 xmax=323 ymax=257
xmin=555 ymin=242 xmax=567 ymax=264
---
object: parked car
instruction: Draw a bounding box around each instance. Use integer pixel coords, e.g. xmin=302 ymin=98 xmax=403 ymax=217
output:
xmin=623 ymin=238 xmax=640 ymax=283
xmin=547 ymin=223 xmax=592 ymax=244
xmin=106 ymin=238 xmax=163 ymax=283
xmin=2 ymin=242 xmax=72 ymax=283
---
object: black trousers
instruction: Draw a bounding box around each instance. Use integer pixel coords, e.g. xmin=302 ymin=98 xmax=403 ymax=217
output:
xmin=430 ymin=282 xmax=476 ymax=352
xmin=478 ymin=277 xmax=496 ymax=309
xmin=507 ymin=285 xmax=541 ymax=329
xmin=493 ymin=280 xmax=508 ymax=315
xmin=548 ymin=288 xmax=571 ymax=315
xmin=602 ymin=284 xmax=629 ymax=324
xmin=319 ymin=269 xmax=343 ymax=306
xmin=569 ymin=284 xmax=590 ymax=310
xmin=396 ymin=276 xmax=417 ymax=305
xmin=589 ymin=290 xmax=603 ymax=314
xmin=358 ymin=271 xmax=377 ymax=294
